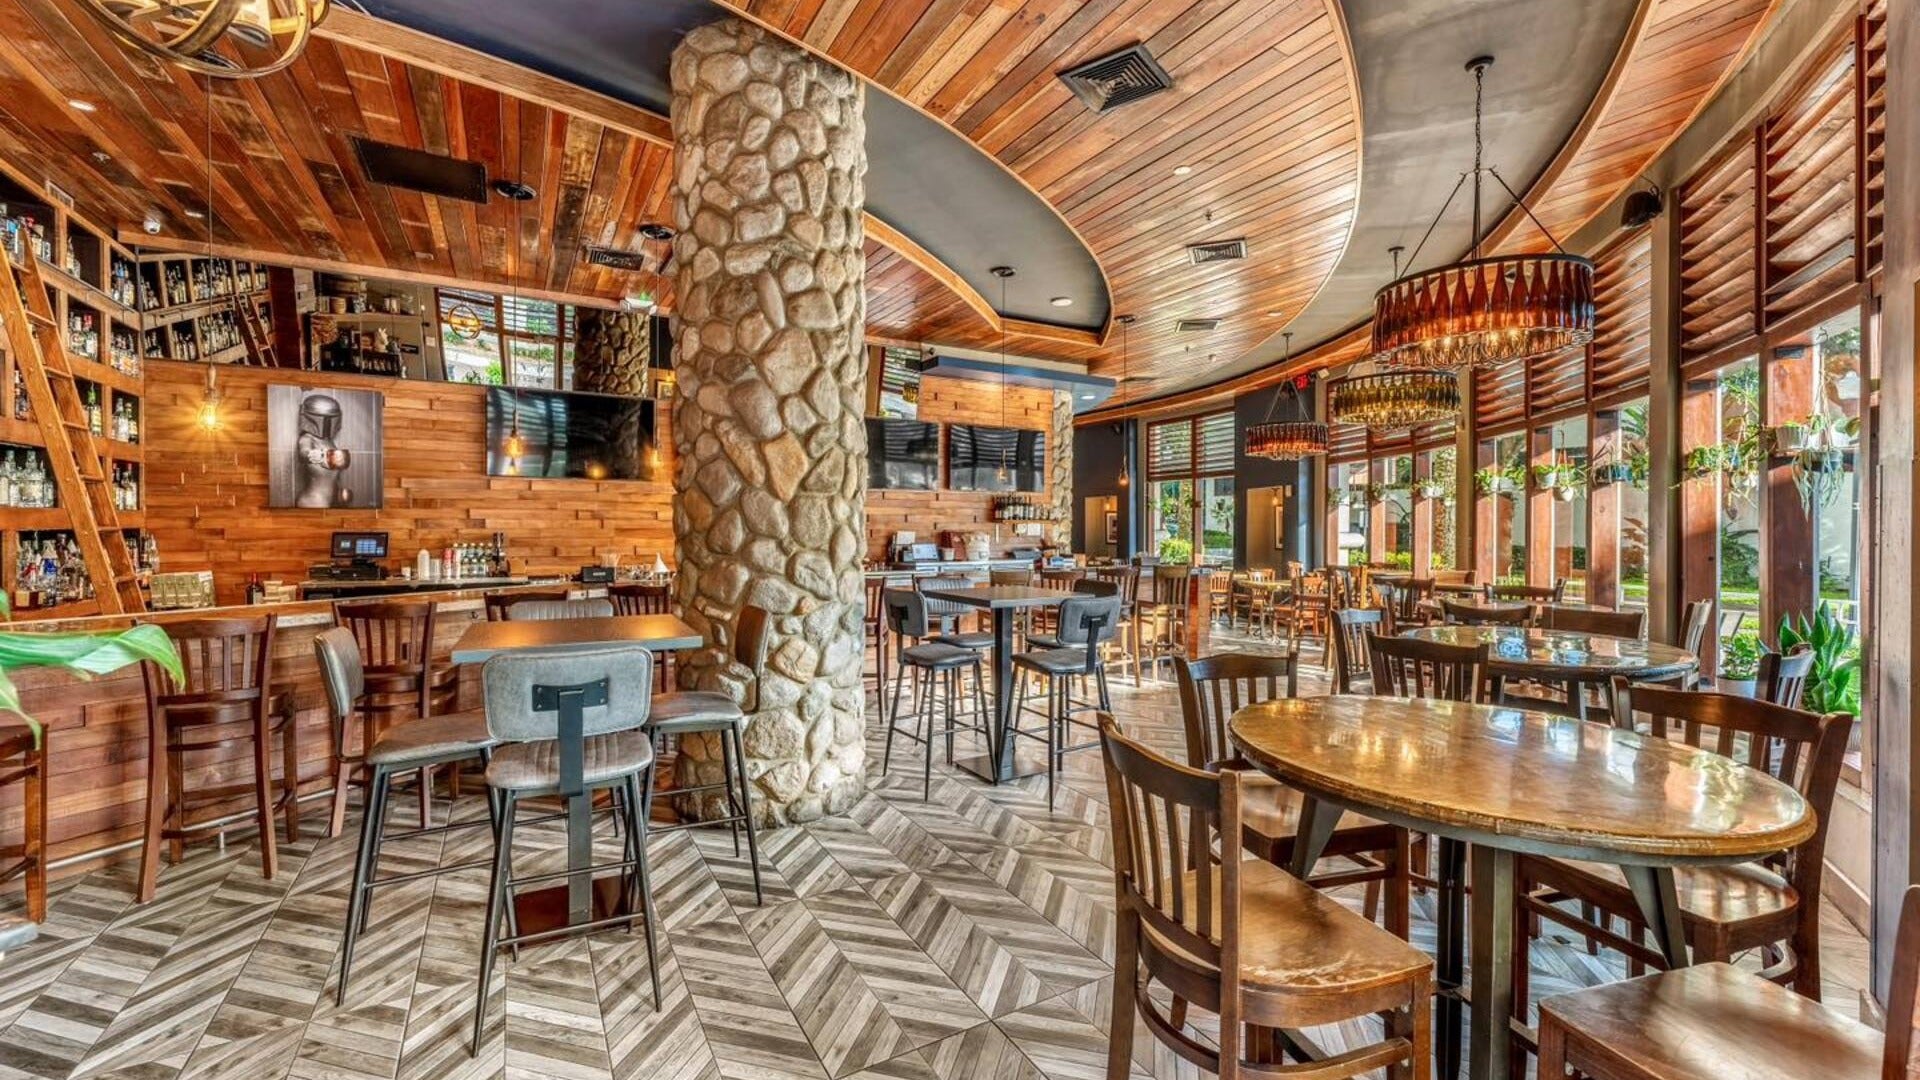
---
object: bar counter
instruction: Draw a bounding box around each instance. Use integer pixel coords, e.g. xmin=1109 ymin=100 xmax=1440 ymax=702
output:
xmin=2 ymin=582 xmax=593 ymax=879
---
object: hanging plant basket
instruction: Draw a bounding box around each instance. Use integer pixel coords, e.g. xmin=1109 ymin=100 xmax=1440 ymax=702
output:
xmin=1593 ymin=462 xmax=1635 ymax=486
xmin=1554 ymin=486 xmax=1578 ymax=502
xmin=1772 ymin=422 xmax=1810 ymax=453
xmin=1417 ymin=479 xmax=1450 ymax=500
xmin=1683 ymin=445 xmax=1725 ymax=480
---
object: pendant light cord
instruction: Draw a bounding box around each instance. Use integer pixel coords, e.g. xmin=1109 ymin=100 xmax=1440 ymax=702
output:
xmin=1471 ymin=60 xmax=1485 ymax=259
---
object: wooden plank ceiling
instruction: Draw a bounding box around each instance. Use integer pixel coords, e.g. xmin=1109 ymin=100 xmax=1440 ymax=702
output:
xmin=726 ymin=0 xmax=1364 ymax=401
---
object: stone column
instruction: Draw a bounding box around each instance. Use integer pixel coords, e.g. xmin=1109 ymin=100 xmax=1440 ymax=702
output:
xmin=668 ymin=19 xmax=868 ymax=824
xmin=1049 ymin=389 xmax=1074 ymax=549
xmin=574 ymin=308 xmax=652 ymax=397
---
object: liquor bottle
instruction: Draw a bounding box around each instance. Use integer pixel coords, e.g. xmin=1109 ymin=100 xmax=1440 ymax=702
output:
xmin=245 ymin=573 xmax=264 ymax=605
xmin=0 ymin=450 xmax=15 ymax=508
xmin=84 ymin=385 xmax=102 ymax=435
xmin=11 ymin=369 xmax=27 ymax=421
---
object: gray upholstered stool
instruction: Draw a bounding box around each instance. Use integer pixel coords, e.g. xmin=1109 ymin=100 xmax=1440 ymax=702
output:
xmin=472 ymin=644 xmax=661 ymax=1055
xmin=883 ymin=590 xmax=991 ymax=800
xmin=315 ymin=627 xmax=498 ymax=1006
xmin=505 ymin=597 xmax=615 ymax=621
xmin=1010 ymin=593 xmax=1120 ymax=810
xmin=646 ymin=604 xmax=771 ymax=904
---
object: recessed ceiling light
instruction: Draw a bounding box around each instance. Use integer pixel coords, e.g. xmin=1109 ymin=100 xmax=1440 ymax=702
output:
xmin=1049 ymin=296 xmax=1073 ymax=307
xmin=68 ymin=99 xmax=96 ymax=113
xmin=1078 ymin=392 xmax=1095 ymax=400
xmin=90 ymin=151 xmax=110 ymax=164
xmin=1172 ymin=165 xmax=1193 ymax=176
xmin=183 ymin=209 xmax=205 ymax=220
xmin=1266 ymin=310 xmax=1284 ymax=318
xmin=413 ymin=251 xmax=435 ymax=260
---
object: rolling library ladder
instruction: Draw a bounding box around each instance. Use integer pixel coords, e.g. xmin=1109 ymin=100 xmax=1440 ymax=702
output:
xmin=1 ymin=238 xmax=144 ymax=614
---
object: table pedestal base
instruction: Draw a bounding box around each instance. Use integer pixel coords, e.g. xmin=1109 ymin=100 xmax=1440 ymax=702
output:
xmin=955 ymin=746 xmax=1051 ymax=784
xmin=511 ymin=874 xmax=639 ymax=944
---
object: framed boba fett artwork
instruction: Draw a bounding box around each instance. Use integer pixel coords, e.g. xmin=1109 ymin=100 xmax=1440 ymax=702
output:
xmin=266 ymin=384 xmax=386 ymax=509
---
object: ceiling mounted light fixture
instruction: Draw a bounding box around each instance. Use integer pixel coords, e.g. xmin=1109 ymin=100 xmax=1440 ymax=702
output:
xmin=1328 ymin=369 xmax=1461 ymax=431
xmin=78 ymin=0 xmax=331 ymax=78
xmin=1370 ymin=56 xmax=1594 ymax=372
xmin=1244 ymin=334 xmax=1328 ymax=460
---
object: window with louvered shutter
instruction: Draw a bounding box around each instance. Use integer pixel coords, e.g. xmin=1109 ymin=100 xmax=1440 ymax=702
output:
xmin=1194 ymin=411 xmax=1235 ymax=476
xmin=1679 ymin=145 xmax=1758 ymax=365
xmin=1589 ymin=228 xmax=1654 ymax=406
xmin=1761 ymin=37 xmax=1856 ymax=327
xmin=1328 ymin=423 xmax=1368 ymax=464
xmin=1412 ymin=417 xmax=1456 ymax=452
xmin=1473 ymin=358 xmax=1526 ymax=437
xmin=1145 ymin=417 xmax=1193 ymax=480
xmin=1369 ymin=427 xmax=1413 ymax=456
xmin=1527 ymin=346 xmax=1586 ymax=422
xmin=1861 ymin=0 xmax=1886 ymax=275
xmin=1146 ymin=411 xmax=1233 ymax=480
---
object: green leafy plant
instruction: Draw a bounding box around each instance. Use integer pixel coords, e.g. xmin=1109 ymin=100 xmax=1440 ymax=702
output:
xmin=1474 ymin=465 xmax=1524 ymax=496
xmin=1416 ymin=478 xmax=1449 ymax=500
xmin=1157 ymin=537 xmax=1192 ymax=565
xmin=1717 ymin=631 xmax=1764 ymax=682
xmin=1683 ymin=444 xmax=1726 ymax=479
xmin=1776 ymin=604 xmax=1862 ymax=716
xmin=0 ymin=595 xmax=183 ymax=747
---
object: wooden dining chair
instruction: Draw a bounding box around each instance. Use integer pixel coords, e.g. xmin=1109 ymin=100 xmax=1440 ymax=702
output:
xmin=1136 ymin=564 xmax=1193 ymax=683
xmin=334 ymin=599 xmax=461 ymax=830
xmin=1758 ymin=644 xmax=1815 ymax=707
xmin=1541 ymin=606 xmax=1645 ymax=638
xmin=1514 ymin=677 xmax=1850 ymax=1021
xmin=0 ymin=724 xmax=47 ymax=922
xmin=1678 ymin=598 xmax=1714 ymax=656
xmin=1440 ymin=599 xmax=1531 ymax=627
xmin=1367 ymin=634 xmax=1489 ymax=703
xmin=1491 ymin=580 xmax=1565 ymax=603
xmin=138 ymin=614 xmax=300 ymax=903
xmin=609 ymin=582 xmax=675 ymax=691
xmin=1175 ymin=652 xmax=1410 ymax=937
xmin=484 ymin=588 xmax=569 ymax=621
xmin=1329 ymin=608 xmax=1386 ymax=694
xmin=1098 ymin=715 xmax=1432 ymax=1080
xmin=1533 ymin=884 xmax=1920 ymax=1080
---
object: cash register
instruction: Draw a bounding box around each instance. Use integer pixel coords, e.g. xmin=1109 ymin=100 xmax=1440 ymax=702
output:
xmin=310 ymin=531 xmax=390 ymax=581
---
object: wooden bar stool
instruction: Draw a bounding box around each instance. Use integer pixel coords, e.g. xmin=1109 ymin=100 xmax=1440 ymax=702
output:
xmin=610 ymin=582 xmax=674 ymax=691
xmin=1098 ymin=715 xmax=1432 ymax=1079
xmin=483 ymin=588 xmax=570 ymax=621
xmin=138 ymin=614 xmax=299 ymax=903
xmin=333 ymin=599 xmax=460 ymax=833
xmin=0 ymin=724 xmax=47 ymax=922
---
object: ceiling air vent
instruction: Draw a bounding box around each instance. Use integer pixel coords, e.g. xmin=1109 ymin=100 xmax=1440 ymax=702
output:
xmin=352 ymin=136 xmax=489 ymax=203
xmin=584 ymin=245 xmax=652 ymax=272
xmin=1187 ymin=238 xmax=1248 ymax=265
xmin=1175 ymin=318 xmax=1220 ymax=333
xmin=1058 ymin=44 xmax=1174 ymax=113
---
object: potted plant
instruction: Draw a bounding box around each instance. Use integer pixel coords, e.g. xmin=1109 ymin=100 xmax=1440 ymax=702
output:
xmin=1777 ymin=603 xmax=1862 ymax=716
xmin=1773 ymin=419 xmax=1810 ymax=453
xmin=1474 ymin=465 xmax=1522 ymax=496
xmin=1417 ymin=477 xmax=1450 ymax=500
xmin=1592 ymin=461 xmax=1635 ymax=486
xmin=1716 ymin=631 xmax=1763 ymax=698
xmin=0 ymin=597 xmax=183 ymax=749
xmin=1683 ymin=444 xmax=1725 ymax=480
xmin=1363 ymin=482 xmax=1387 ymax=503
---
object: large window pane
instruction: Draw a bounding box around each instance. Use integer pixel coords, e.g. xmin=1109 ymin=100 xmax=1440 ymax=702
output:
xmin=1547 ymin=416 xmax=1589 ymax=601
xmin=1425 ymin=447 xmax=1457 ymax=571
xmin=1199 ymin=476 xmax=1234 ymax=566
xmin=1383 ymin=455 xmax=1413 ymax=569
xmin=1810 ymin=310 xmax=1862 ymax=629
xmin=1716 ymin=357 xmax=1762 ymax=631
xmin=1151 ymin=479 xmax=1195 ymax=563
xmin=1332 ymin=461 xmax=1368 ymax=566
xmin=1489 ymin=434 xmax=1527 ymax=583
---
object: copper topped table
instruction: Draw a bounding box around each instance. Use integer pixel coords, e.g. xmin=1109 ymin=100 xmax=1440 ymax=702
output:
xmin=1402 ymin=625 xmax=1697 ymax=722
xmin=1229 ymin=695 xmax=1812 ymax=1080
xmin=919 ymin=584 xmax=1069 ymax=783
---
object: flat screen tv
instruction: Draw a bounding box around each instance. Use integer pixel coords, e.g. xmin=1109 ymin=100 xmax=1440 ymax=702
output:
xmin=947 ymin=424 xmax=1044 ymax=492
xmin=865 ymin=418 xmax=940 ymax=490
xmin=486 ymin=387 xmax=658 ymax=481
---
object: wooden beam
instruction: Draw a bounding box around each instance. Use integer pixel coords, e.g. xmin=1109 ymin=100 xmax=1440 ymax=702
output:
xmin=861 ymin=215 xmax=1000 ymax=334
xmin=1679 ymin=377 xmax=1721 ymax=673
xmin=1367 ymin=458 xmax=1389 ymax=564
xmin=1475 ymin=439 xmax=1498 ymax=581
xmin=1760 ymin=342 xmax=1816 ymax=636
xmin=1412 ymin=452 xmax=1435 ymax=578
xmin=1588 ymin=409 xmax=1622 ymax=607
xmin=1528 ymin=428 xmax=1557 ymax=588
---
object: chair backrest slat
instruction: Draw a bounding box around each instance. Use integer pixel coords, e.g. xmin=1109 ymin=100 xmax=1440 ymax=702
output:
xmin=481 ymin=644 xmax=654 ymax=743
xmin=609 ymin=582 xmax=673 ymax=617
xmin=1441 ymin=599 xmax=1531 ymax=627
xmin=1758 ymin=645 xmax=1815 ymax=708
xmin=1542 ymin=606 xmax=1646 ymax=638
xmin=1368 ymin=634 xmax=1488 ymax=702
xmin=1175 ymin=652 xmax=1299 ymax=769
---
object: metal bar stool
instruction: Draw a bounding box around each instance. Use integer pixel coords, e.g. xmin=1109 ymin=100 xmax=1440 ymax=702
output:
xmin=333 ymin=599 xmax=461 ymax=833
xmin=137 ymin=614 xmax=299 ymax=904
xmin=316 ymin=628 xmax=498 ymax=1005
xmin=646 ymin=605 xmax=771 ymax=904
xmin=473 ymin=644 xmax=662 ymax=1055
xmin=0 ymin=724 xmax=47 ymax=922
xmin=883 ymin=590 xmax=991 ymax=800
xmin=1009 ymin=594 xmax=1121 ymax=809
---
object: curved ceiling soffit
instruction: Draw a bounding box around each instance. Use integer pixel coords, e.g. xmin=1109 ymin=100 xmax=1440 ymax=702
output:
xmin=720 ymin=0 xmax=1366 ymax=404
xmin=348 ymin=0 xmax=1108 ymax=342
xmin=1080 ymin=0 xmax=1782 ymax=424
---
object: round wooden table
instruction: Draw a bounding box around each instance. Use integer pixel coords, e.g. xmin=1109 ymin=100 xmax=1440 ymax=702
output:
xmin=1229 ymin=695 xmax=1813 ymax=1080
xmin=1401 ymin=625 xmax=1698 ymax=721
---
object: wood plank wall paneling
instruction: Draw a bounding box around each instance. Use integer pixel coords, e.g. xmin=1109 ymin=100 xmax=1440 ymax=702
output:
xmin=141 ymin=360 xmax=677 ymax=605
xmin=864 ymin=376 xmax=1055 ymax=559
xmin=139 ymin=359 xmax=1052 ymax=598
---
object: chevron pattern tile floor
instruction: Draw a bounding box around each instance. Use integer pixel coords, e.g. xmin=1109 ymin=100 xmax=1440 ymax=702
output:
xmin=0 ymin=628 xmax=1869 ymax=1080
